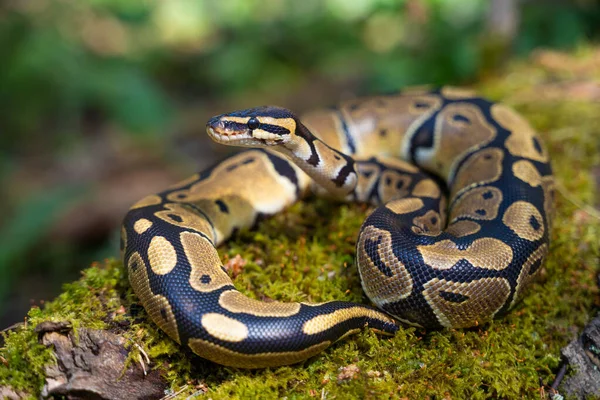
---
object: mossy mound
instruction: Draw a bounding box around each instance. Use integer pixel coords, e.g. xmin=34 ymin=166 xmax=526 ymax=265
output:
xmin=2 ymin=47 xmax=599 ymax=399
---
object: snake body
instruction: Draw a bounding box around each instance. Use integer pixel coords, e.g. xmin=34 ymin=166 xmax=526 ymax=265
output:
xmin=122 ymin=87 xmax=554 ymax=368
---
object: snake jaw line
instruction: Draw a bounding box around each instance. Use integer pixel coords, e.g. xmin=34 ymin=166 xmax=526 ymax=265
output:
xmin=207 ymin=124 xmax=287 ymax=148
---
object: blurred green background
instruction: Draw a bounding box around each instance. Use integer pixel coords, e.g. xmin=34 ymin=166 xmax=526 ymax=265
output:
xmin=1 ymin=0 xmax=599 ymax=327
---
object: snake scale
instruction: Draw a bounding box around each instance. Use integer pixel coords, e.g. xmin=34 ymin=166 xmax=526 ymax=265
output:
xmin=122 ymin=87 xmax=554 ymax=368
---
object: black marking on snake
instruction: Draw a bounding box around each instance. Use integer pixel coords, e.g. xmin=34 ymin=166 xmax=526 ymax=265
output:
xmin=264 ymin=151 xmax=300 ymax=196
xmin=222 ymin=121 xmax=248 ymax=132
xmin=532 ymin=137 xmax=543 ymax=154
xmin=130 ymin=258 xmax=139 ymax=272
xmin=334 ymin=108 xmax=357 ymax=154
xmin=168 ymin=214 xmax=183 ymax=223
xmin=174 ymin=202 xmax=217 ymax=243
xmin=361 ymin=169 xmax=374 ymax=178
xmin=529 ymin=215 xmax=541 ymax=231
xmin=379 ymin=129 xmax=387 ymax=137
xmin=409 ymin=115 xmax=436 ymax=162
xmin=160 ymin=308 xmax=168 ymax=321
xmin=453 ymin=114 xmax=471 ymax=124
xmin=414 ymin=101 xmax=432 ymax=110
xmin=295 ymin=125 xmax=320 ymax=167
xmin=475 ymin=209 xmax=486 ymax=216
xmin=439 ymin=291 xmax=469 ymax=303
xmin=262 ymin=123 xmax=290 ymax=136
xmin=482 ymin=190 xmax=494 ymax=200
xmin=364 ymin=235 xmax=394 ymax=277
xmin=528 ymin=258 xmax=543 ymax=276
xmin=200 ymin=274 xmax=212 ymax=284
xmin=332 ymin=157 xmax=355 ymax=188
xmin=215 ymin=200 xmax=229 ymax=214
xmin=396 ymin=180 xmax=404 ymax=189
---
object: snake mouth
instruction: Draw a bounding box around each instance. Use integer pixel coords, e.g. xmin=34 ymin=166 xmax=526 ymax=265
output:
xmin=207 ymin=126 xmax=253 ymax=143
xmin=206 ymin=118 xmax=257 ymax=146
xmin=207 ymin=120 xmax=286 ymax=147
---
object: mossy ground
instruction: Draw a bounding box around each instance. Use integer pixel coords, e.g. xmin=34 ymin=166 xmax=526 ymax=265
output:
xmin=2 ymin=47 xmax=599 ymax=399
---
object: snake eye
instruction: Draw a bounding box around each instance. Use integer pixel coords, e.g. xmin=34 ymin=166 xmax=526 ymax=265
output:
xmin=247 ymin=117 xmax=260 ymax=130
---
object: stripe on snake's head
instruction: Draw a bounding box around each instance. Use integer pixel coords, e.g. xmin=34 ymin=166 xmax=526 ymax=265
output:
xmin=207 ymin=106 xmax=297 ymax=147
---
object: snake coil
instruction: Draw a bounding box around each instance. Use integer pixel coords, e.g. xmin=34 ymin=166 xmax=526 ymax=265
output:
xmin=122 ymin=87 xmax=554 ymax=368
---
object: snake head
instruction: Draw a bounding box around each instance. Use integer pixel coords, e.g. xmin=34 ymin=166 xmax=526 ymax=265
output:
xmin=207 ymin=106 xmax=298 ymax=147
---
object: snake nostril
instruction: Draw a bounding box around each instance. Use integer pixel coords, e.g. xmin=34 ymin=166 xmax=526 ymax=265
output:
xmin=207 ymin=116 xmax=224 ymax=131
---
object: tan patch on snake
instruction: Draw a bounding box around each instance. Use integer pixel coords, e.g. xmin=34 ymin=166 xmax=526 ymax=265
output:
xmin=418 ymin=103 xmax=497 ymax=180
xmin=412 ymin=179 xmax=441 ymax=199
xmin=120 ymin=226 xmax=127 ymax=254
xmin=412 ymin=210 xmax=442 ymax=236
xmin=166 ymin=151 xmax=299 ymax=242
xmin=286 ymin=136 xmax=314 ymax=163
xmin=220 ymin=116 xmax=249 ymax=124
xmin=339 ymin=94 xmax=443 ymax=159
xmin=354 ymin=162 xmax=381 ymax=203
xmin=127 ymin=252 xmax=180 ymax=343
xmin=423 ymin=277 xmax=511 ymax=328
xmin=193 ymin=197 xmax=259 ymax=246
xmin=302 ymin=306 xmax=396 ymax=335
xmin=313 ymin=140 xmax=356 ymax=190
xmin=188 ymin=338 xmax=331 ymax=369
xmin=512 ymin=160 xmax=542 ymax=187
xmin=219 ymin=290 xmax=301 ymax=317
xmin=133 ymin=218 xmax=153 ymax=234
xmin=446 ymin=220 xmax=481 ymax=237
xmin=147 ymin=236 xmax=178 ymax=275
xmin=301 ymin=109 xmax=344 ymax=151
xmin=451 ymin=148 xmax=504 ymax=198
xmin=357 ymin=226 xmax=413 ymax=304
xmin=440 ymin=87 xmax=477 ymax=99
xmin=180 ymin=231 xmax=233 ymax=293
xmin=201 ymin=313 xmax=248 ymax=342
xmin=510 ymin=243 xmax=548 ymax=309
xmin=257 ymin=116 xmax=296 ymax=135
xmin=385 ymin=198 xmax=424 ymax=214
xmin=378 ymin=170 xmax=412 ymax=202
xmin=450 ymin=186 xmax=503 ymax=222
xmin=155 ymin=203 xmax=215 ymax=243
xmin=502 ymin=201 xmax=545 ymax=241
xmin=418 ymin=238 xmax=513 ymax=270
xmin=541 ymin=176 xmax=556 ymax=226
xmin=491 ymin=104 xmax=548 ymax=162
xmin=131 ymin=194 xmax=162 ymax=209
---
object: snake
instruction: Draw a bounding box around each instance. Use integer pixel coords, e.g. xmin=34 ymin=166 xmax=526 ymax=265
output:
xmin=121 ymin=87 xmax=554 ymax=369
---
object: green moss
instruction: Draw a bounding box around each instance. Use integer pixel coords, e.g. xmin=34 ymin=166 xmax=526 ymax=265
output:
xmin=2 ymin=48 xmax=599 ymax=399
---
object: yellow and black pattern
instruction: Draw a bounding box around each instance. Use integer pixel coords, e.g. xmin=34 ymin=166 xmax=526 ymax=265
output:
xmin=122 ymin=87 xmax=553 ymax=368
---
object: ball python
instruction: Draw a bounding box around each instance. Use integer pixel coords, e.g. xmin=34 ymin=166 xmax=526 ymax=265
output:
xmin=122 ymin=87 xmax=554 ymax=369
